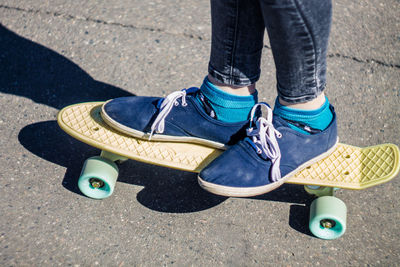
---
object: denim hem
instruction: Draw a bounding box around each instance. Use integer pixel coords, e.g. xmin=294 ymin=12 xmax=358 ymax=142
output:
xmin=208 ymin=64 xmax=260 ymax=87
xmin=277 ymin=84 xmax=326 ymax=104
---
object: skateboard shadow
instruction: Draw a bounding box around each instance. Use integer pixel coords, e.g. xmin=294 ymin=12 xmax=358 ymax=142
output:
xmin=19 ymin=120 xmax=313 ymax=235
xmin=0 ymin=24 xmax=132 ymax=110
xmin=18 ymin=120 xmax=228 ymax=210
xmin=249 ymin=186 xmax=315 ymax=237
xmin=5 ymin=22 xmax=227 ymax=213
xmin=10 ymin=23 xmax=312 ymax=235
xmin=117 ymin=163 xmax=314 ymax=237
xmin=288 ymin=204 xmax=313 ymax=237
xmin=18 ymin=121 xmax=97 ymax=196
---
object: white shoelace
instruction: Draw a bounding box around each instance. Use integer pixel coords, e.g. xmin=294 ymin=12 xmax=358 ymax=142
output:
xmin=149 ymin=89 xmax=191 ymax=139
xmin=246 ymin=103 xmax=282 ymax=182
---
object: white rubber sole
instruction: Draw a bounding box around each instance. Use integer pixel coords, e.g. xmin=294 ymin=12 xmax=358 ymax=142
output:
xmin=198 ymin=139 xmax=339 ymax=197
xmin=100 ymin=101 xmax=227 ymax=150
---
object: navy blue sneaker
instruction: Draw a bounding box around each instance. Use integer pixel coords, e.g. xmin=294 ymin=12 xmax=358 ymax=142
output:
xmin=198 ymin=103 xmax=338 ymax=197
xmin=101 ymin=88 xmax=249 ymax=149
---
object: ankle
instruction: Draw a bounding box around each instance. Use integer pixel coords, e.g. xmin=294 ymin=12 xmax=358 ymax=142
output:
xmin=274 ymin=95 xmax=333 ymax=134
xmin=279 ymin=93 xmax=326 ymax=110
xmin=198 ymin=76 xmax=258 ymax=123
xmin=207 ymin=74 xmax=256 ymax=96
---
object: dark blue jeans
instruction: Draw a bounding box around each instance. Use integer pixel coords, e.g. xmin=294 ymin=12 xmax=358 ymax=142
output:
xmin=208 ymin=0 xmax=332 ymax=103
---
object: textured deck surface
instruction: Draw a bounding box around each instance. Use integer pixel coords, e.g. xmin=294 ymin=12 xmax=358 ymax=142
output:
xmin=58 ymin=102 xmax=400 ymax=189
xmin=289 ymin=142 xmax=399 ymax=189
xmin=58 ymin=102 xmax=222 ymax=172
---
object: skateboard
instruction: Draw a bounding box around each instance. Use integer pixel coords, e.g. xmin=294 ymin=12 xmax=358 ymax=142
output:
xmin=57 ymin=102 xmax=400 ymax=240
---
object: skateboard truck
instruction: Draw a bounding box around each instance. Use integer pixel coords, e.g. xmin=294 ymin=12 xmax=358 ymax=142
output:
xmin=304 ymin=185 xmax=339 ymax=197
xmin=100 ymin=150 xmax=128 ymax=163
xmin=89 ymin=178 xmax=105 ymax=189
xmin=320 ymin=219 xmax=336 ymax=229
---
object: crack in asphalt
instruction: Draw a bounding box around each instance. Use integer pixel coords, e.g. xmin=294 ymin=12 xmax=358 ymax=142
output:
xmin=0 ymin=4 xmax=205 ymax=41
xmin=327 ymin=53 xmax=400 ymax=69
xmin=1 ymin=4 xmax=399 ymax=69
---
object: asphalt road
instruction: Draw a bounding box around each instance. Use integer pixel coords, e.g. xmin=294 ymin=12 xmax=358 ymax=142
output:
xmin=1 ymin=0 xmax=399 ymax=266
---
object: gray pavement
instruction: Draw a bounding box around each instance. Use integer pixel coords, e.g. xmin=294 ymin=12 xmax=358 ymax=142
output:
xmin=1 ymin=0 xmax=399 ymax=266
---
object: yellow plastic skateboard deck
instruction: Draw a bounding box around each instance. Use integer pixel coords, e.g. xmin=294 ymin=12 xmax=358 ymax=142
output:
xmin=58 ymin=102 xmax=400 ymax=240
xmin=58 ymin=102 xmax=400 ymax=190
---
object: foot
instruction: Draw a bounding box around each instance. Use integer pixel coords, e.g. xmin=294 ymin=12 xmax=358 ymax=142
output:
xmin=198 ymin=102 xmax=338 ymax=197
xmin=101 ymin=87 xmax=250 ymax=149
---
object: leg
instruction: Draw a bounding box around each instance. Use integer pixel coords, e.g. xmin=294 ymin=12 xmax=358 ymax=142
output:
xmin=208 ymin=0 xmax=265 ymax=95
xmin=260 ymin=0 xmax=332 ymax=104
xmin=199 ymin=0 xmax=338 ymax=197
xmin=194 ymin=0 xmax=267 ymax=122
xmin=262 ymin=0 xmax=334 ymax=133
xmin=102 ymin=2 xmax=266 ymax=147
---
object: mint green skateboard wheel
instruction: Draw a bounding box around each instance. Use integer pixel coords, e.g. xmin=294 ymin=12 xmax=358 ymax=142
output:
xmin=78 ymin=156 xmax=119 ymax=199
xmin=309 ymin=196 xmax=347 ymax=240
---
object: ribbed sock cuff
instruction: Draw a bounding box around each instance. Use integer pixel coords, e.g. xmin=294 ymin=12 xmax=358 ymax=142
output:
xmin=199 ymin=77 xmax=258 ymax=122
xmin=273 ymin=97 xmax=333 ymax=133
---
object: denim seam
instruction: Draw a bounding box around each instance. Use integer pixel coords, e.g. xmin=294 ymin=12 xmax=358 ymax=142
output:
xmin=277 ymin=0 xmax=323 ymax=104
xmin=292 ymin=0 xmax=318 ymax=90
xmin=228 ymin=0 xmax=240 ymax=85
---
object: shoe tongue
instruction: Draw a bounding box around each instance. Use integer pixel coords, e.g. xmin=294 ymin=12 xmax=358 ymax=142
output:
xmin=271 ymin=115 xmax=287 ymax=128
xmin=157 ymin=87 xmax=199 ymax=109
xmin=185 ymin=87 xmax=199 ymax=94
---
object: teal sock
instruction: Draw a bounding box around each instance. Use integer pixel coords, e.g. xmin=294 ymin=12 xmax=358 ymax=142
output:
xmin=273 ymin=97 xmax=333 ymax=135
xmin=197 ymin=77 xmax=258 ymax=123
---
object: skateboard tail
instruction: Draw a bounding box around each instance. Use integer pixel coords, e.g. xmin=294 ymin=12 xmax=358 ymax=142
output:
xmin=287 ymin=143 xmax=400 ymax=190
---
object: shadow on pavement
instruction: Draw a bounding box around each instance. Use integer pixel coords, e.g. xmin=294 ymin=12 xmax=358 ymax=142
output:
xmin=18 ymin=121 xmax=228 ymax=212
xmin=18 ymin=121 xmax=313 ymax=214
xmin=0 ymin=24 xmax=132 ymax=109
xmin=288 ymin=203 xmax=314 ymax=237
xmin=18 ymin=121 xmax=94 ymax=196
xmin=10 ymin=23 xmax=312 ymax=233
xmin=0 ymin=23 xmax=129 ymax=192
